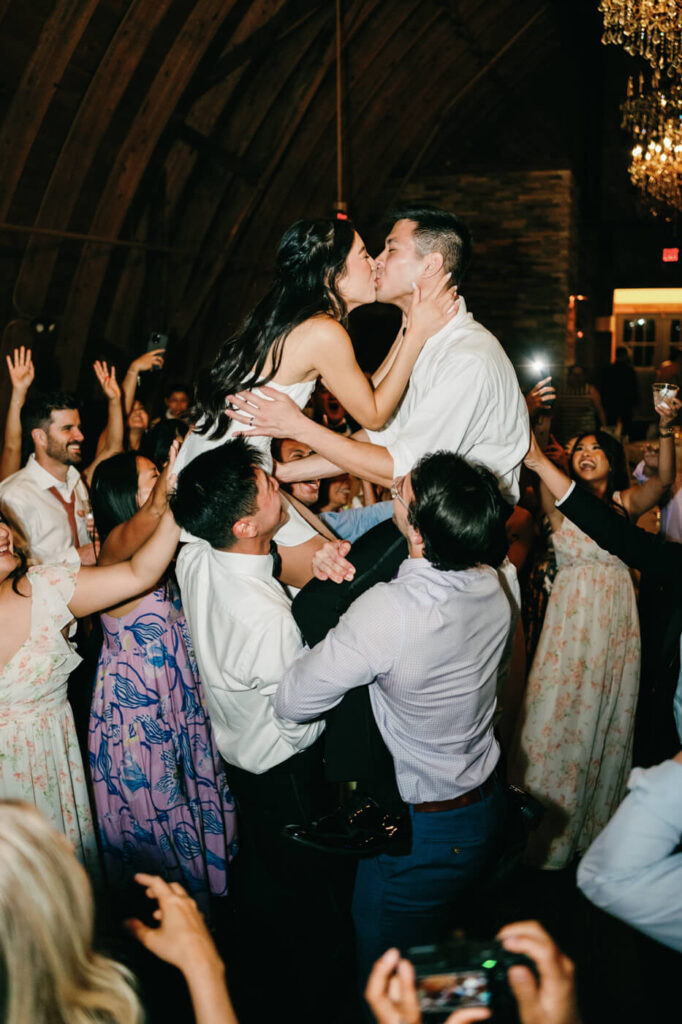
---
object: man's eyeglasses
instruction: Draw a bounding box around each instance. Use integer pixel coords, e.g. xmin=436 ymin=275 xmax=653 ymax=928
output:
xmin=391 ymin=479 xmax=409 ymax=511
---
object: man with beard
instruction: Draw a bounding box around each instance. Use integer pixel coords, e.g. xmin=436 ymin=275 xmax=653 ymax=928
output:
xmin=0 ymin=392 xmax=96 ymax=565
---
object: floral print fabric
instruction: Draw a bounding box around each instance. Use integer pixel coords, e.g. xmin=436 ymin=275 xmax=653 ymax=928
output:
xmin=510 ymin=513 xmax=640 ymax=869
xmin=0 ymin=564 xmax=100 ymax=873
xmin=88 ymin=583 xmax=237 ymax=906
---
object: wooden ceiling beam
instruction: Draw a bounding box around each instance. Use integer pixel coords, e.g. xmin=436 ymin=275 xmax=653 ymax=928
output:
xmin=172 ymin=121 xmax=259 ymax=180
xmin=170 ymin=0 xmax=375 ymax=345
xmin=0 ymin=0 xmax=99 ymax=223
xmin=55 ymin=0 xmax=238 ymax=389
xmin=196 ymin=0 xmax=328 ymax=92
xmin=235 ymin=1 xmax=435 ymax=291
xmin=165 ymin=9 xmax=332 ymax=314
xmin=11 ymin=0 xmax=175 ymax=319
xmin=399 ymin=3 xmax=550 ymax=189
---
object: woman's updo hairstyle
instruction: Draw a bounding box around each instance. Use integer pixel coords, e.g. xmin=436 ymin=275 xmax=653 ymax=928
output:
xmin=194 ymin=217 xmax=356 ymax=441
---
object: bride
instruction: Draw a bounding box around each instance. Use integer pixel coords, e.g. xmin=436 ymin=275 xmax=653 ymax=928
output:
xmin=177 ymin=217 xmax=456 ymax=475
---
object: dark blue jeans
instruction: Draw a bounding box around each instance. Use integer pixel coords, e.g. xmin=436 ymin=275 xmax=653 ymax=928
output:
xmin=352 ymin=780 xmax=506 ymax=982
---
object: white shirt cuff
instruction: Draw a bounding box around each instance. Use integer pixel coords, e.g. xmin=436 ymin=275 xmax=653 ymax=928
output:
xmin=555 ymin=480 xmax=576 ymax=507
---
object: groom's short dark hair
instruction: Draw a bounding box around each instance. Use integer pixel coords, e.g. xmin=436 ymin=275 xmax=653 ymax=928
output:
xmin=388 ymin=204 xmax=472 ymax=285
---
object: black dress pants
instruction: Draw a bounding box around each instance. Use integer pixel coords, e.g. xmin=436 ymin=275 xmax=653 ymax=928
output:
xmin=225 ymin=739 xmax=355 ymax=1024
xmin=292 ymin=519 xmax=407 ymax=803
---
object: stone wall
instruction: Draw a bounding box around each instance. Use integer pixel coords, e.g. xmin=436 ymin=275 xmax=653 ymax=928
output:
xmin=396 ymin=170 xmax=579 ymax=383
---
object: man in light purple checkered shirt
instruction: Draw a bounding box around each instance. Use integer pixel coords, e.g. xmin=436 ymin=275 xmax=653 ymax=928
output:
xmin=275 ymin=449 xmax=513 ymax=982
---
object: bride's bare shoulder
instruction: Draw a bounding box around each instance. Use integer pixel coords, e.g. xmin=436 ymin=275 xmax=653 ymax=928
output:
xmin=290 ymin=313 xmax=348 ymax=344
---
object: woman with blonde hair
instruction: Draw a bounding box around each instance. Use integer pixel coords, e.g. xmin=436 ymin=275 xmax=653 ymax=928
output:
xmin=0 ymin=801 xmax=142 ymax=1024
xmin=0 ymin=801 xmax=237 ymax=1024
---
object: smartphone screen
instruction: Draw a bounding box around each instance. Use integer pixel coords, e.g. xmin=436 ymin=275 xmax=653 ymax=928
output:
xmin=416 ymin=970 xmax=491 ymax=1013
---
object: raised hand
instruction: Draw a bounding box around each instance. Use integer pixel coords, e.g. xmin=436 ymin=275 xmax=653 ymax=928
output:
xmin=657 ymin=394 xmax=680 ymax=429
xmin=93 ymin=360 xmax=121 ymax=400
xmin=6 ymin=346 xmax=35 ymax=398
xmin=365 ymin=947 xmax=423 ymax=1024
xmin=130 ymin=348 xmax=165 ymax=374
xmin=526 ymin=377 xmax=556 ymax=415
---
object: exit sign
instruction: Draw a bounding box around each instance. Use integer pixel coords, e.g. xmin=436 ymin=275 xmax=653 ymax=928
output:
xmin=663 ymin=248 xmax=679 ymax=262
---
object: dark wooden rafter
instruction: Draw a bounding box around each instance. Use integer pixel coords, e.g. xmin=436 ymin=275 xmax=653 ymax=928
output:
xmin=55 ymin=0 xmax=239 ymax=388
xmin=196 ymin=0 xmax=327 ymax=92
xmin=399 ymin=3 xmax=551 ymax=189
xmin=0 ymin=0 xmax=99 ymax=223
xmin=172 ymin=120 xmax=259 ymax=180
xmin=170 ymin=0 xmax=377 ymax=344
xmin=282 ymin=3 xmax=446 ymax=230
xmin=11 ymin=0 xmax=176 ymax=319
xmin=235 ymin=0 xmax=422 ymax=284
xmin=163 ymin=7 xmax=333 ymax=315
xmin=101 ymin=1 xmax=295 ymax=357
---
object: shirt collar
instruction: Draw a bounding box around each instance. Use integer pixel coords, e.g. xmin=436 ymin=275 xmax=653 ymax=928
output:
xmin=396 ymin=556 xmax=494 ymax=583
xmin=25 ymin=453 xmax=81 ymax=495
xmin=210 ymin=546 xmax=276 ymax=581
xmin=422 ymin=293 xmax=472 ymax=349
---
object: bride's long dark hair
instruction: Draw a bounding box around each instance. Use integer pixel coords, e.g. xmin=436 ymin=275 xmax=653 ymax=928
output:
xmin=194 ymin=217 xmax=356 ymax=441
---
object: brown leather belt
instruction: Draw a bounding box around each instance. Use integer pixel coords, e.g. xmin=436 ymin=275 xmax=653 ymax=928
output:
xmin=412 ymin=773 xmax=497 ymax=813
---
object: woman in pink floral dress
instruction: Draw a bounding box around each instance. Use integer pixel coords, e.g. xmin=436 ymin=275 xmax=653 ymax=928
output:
xmin=510 ymin=419 xmax=676 ymax=869
xmin=0 ymin=505 xmax=180 ymax=876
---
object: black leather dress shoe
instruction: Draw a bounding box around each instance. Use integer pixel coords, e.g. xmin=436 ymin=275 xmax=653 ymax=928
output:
xmin=282 ymin=795 xmax=411 ymax=857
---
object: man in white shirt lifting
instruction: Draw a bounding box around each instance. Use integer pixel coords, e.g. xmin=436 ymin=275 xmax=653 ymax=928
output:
xmin=170 ymin=437 xmax=356 ymax=1024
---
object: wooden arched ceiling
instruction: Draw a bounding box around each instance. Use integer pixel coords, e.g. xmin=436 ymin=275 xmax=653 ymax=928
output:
xmin=0 ymin=0 xmax=564 ymax=401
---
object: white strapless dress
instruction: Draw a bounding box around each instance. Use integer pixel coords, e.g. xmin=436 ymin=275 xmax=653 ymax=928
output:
xmin=174 ymin=379 xmax=317 ymax=549
xmin=175 ymin=378 xmax=316 ymax=477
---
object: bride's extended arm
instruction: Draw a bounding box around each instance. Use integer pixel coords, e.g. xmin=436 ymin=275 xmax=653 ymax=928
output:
xmin=303 ymin=275 xmax=457 ymax=431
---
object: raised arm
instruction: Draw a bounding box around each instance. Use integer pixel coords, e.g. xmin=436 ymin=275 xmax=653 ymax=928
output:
xmin=83 ymin=362 xmax=124 ymax=487
xmin=620 ymin=397 xmax=679 ymax=519
xmin=306 ymin=275 xmax=456 ymax=431
xmin=128 ymin=874 xmax=238 ymax=1024
xmin=98 ymin=442 xmax=178 ymax=565
xmin=68 ymin=508 xmax=179 ymax=618
xmin=525 ymin=431 xmax=682 ymax=580
xmin=121 ymin=347 xmax=165 ymax=416
xmin=0 ymin=347 xmax=34 ymax=481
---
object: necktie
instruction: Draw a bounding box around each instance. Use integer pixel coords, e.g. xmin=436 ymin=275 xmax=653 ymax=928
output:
xmin=47 ymin=485 xmax=79 ymax=548
xmin=269 ymin=540 xmax=283 ymax=579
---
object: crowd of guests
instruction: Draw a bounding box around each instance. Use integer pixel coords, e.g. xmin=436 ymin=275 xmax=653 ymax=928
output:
xmin=0 ymin=204 xmax=680 ymax=1024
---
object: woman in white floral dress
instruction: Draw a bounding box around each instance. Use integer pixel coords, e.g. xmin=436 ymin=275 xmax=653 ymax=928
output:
xmin=0 ymin=495 xmax=180 ymax=876
xmin=510 ymin=415 xmax=676 ymax=869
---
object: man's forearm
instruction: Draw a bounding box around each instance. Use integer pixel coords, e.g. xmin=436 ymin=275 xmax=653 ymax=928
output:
xmin=578 ymin=760 xmax=682 ymax=952
xmin=293 ymin=420 xmax=394 ymax=487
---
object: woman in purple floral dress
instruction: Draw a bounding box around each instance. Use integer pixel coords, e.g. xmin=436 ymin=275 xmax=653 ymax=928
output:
xmin=89 ymin=448 xmax=236 ymax=909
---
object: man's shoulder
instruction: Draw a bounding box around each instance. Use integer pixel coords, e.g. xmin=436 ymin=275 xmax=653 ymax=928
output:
xmin=0 ymin=465 xmax=39 ymax=503
xmin=177 ymin=543 xmax=294 ymax=620
xmin=428 ymin=316 xmax=509 ymax=376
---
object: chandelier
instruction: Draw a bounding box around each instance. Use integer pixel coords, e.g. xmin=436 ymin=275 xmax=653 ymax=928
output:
xmin=599 ymin=0 xmax=682 ymax=76
xmin=621 ymin=72 xmax=682 ymax=212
